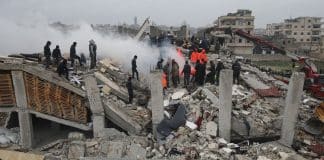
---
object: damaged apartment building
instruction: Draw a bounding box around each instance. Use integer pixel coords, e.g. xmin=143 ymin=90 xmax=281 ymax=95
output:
xmin=266 ymin=17 xmax=324 ymax=57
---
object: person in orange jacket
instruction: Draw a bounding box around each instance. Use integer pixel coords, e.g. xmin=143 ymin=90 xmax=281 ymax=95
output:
xmin=162 ymin=72 xmax=167 ymax=95
xmin=190 ymin=48 xmax=198 ymax=63
xmin=199 ymin=49 xmax=208 ymax=63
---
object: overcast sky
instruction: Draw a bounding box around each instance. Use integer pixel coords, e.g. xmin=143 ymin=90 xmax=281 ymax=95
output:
xmin=0 ymin=0 xmax=323 ymax=28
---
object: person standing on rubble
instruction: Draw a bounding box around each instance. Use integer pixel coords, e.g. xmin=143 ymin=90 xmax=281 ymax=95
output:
xmin=171 ymin=59 xmax=180 ymax=88
xmin=126 ymin=77 xmax=133 ymax=104
xmin=57 ymin=59 xmax=69 ymax=80
xmin=232 ymin=60 xmax=241 ymax=85
xmin=163 ymin=62 xmax=170 ymax=87
xmin=156 ymin=58 xmax=164 ymax=70
xmin=44 ymin=41 xmax=51 ymax=69
xmin=205 ymin=60 xmax=216 ymax=84
xmin=182 ymin=60 xmax=191 ymax=87
xmin=52 ymin=45 xmax=62 ymax=66
xmin=132 ymin=55 xmax=139 ymax=80
xmin=194 ymin=60 xmax=202 ymax=85
xmin=89 ymin=39 xmax=97 ymax=69
xmin=70 ymin=42 xmax=82 ymax=67
xmin=215 ymin=59 xmax=225 ymax=85
xmin=200 ymin=60 xmax=207 ymax=85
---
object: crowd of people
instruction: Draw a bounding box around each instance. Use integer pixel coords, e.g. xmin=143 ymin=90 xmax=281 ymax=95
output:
xmin=158 ymin=47 xmax=242 ymax=94
xmin=42 ymin=40 xmax=97 ymax=80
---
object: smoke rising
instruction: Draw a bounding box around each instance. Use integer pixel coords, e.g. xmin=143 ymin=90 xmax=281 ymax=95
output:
xmin=0 ymin=14 xmax=188 ymax=75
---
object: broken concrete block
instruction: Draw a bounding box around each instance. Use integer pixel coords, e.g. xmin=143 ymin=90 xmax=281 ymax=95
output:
xmin=217 ymin=138 xmax=228 ymax=145
xmin=234 ymin=155 xmax=252 ymax=160
xmin=100 ymin=141 xmax=127 ymax=158
xmin=68 ymin=132 xmax=85 ymax=141
xmin=207 ymin=142 xmax=219 ymax=150
xmin=68 ymin=141 xmax=86 ymax=160
xmin=185 ymin=121 xmax=197 ymax=130
xmin=100 ymin=68 xmax=106 ymax=73
xmin=171 ymin=90 xmax=186 ymax=100
xmin=219 ymin=147 xmax=233 ymax=157
xmin=205 ymin=121 xmax=217 ymax=137
xmin=127 ymin=143 xmax=147 ymax=160
xmin=101 ymin=85 xmax=111 ymax=95
xmin=278 ymin=152 xmax=289 ymax=160
xmin=257 ymin=156 xmax=271 ymax=160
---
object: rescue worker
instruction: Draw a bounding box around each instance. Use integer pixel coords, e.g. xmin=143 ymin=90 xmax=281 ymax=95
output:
xmin=132 ymin=55 xmax=139 ymax=80
xmin=199 ymin=49 xmax=208 ymax=63
xmin=89 ymin=39 xmax=97 ymax=69
xmin=215 ymin=59 xmax=225 ymax=85
xmin=44 ymin=41 xmax=51 ymax=69
xmin=156 ymin=58 xmax=164 ymax=70
xmin=190 ymin=48 xmax=198 ymax=63
xmin=171 ymin=59 xmax=180 ymax=88
xmin=126 ymin=77 xmax=133 ymax=104
xmin=70 ymin=42 xmax=82 ymax=67
xmin=163 ymin=62 xmax=170 ymax=87
xmin=200 ymin=60 xmax=206 ymax=85
xmin=162 ymin=72 xmax=167 ymax=95
xmin=194 ymin=60 xmax=202 ymax=85
xmin=205 ymin=61 xmax=216 ymax=84
xmin=80 ymin=53 xmax=87 ymax=66
xmin=182 ymin=60 xmax=191 ymax=87
xmin=57 ymin=59 xmax=69 ymax=80
xmin=52 ymin=45 xmax=62 ymax=65
xmin=232 ymin=60 xmax=241 ymax=84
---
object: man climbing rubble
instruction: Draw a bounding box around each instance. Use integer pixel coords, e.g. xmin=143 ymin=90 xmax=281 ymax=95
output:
xmin=89 ymin=39 xmax=97 ymax=69
xmin=156 ymin=58 xmax=164 ymax=70
xmin=182 ymin=60 xmax=191 ymax=87
xmin=70 ymin=42 xmax=82 ymax=67
xmin=44 ymin=41 xmax=51 ymax=69
xmin=126 ymin=76 xmax=133 ymax=104
xmin=132 ymin=55 xmax=139 ymax=80
xmin=57 ymin=59 xmax=69 ymax=80
xmin=52 ymin=45 xmax=62 ymax=65
xmin=232 ymin=60 xmax=241 ymax=84
xmin=171 ymin=59 xmax=180 ymax=88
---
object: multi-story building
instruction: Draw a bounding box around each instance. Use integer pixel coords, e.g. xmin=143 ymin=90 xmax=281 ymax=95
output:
xmin=266 ymin=17 xmax=323 ymax=55
xmin=214 ymin=9 xmax=255 ymax=54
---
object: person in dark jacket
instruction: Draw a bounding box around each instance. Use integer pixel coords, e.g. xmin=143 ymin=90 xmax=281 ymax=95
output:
xmin=89 ymin=39 xmax=97 ymax=69
xmin=199 ymin=60 xmax=206 ymax=85
xmin=131 ymin=55 xmax=139 ymax=80
xmin=232 ymin=60 xmax=241 ymax=84
xmin=156 ymin=58 xmax=164 ymax=70
xmin=52 ymin=45 xmax=62 ymax=65
xmin=205 ymin=61 xmax=216 ymax=84
xmin=182 ymin=60 xmax=191 ymax=87
xmin=215 ymin=59 xmax=225 ymax=85
xmin=44 ymin=41 xmax=51 ymax=69
xmin=126 ymin=77 xmax=133 ymax=104
xmin=70 ymin=42 xmax=82 ymax=67
xmin=171 ymin=59 xmax=180 ymax=88
xmin=57 ymin=59 xmax=69 ymax=80
xmin=194 ymin=60 xmax=202 ymax=85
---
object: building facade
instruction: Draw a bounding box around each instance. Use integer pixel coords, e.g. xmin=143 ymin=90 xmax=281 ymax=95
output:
xmin=266 ymin=17 xmax=323 ymax=55
xmin=215 ymin=9 xmax=255 ymax=54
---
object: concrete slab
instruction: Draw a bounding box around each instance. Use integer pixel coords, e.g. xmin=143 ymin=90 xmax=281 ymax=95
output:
xmin=102 ymin=98 xmax=142 ymax=135
xmin=94 ymin=72 xmax=129 ymax=102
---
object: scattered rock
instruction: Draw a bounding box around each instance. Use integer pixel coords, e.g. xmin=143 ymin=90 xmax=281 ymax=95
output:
xmin=205 ymin=121 xmax=217 ymax=137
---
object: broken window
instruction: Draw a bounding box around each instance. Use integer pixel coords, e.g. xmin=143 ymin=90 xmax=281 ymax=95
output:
xmin=247 ymin=21 xmax=251 ymax=25
xmin=300 ymin=39 xmax=304 ymax=42
xmin=307 ymin=32 xmax=311 ymax=35
xmin=239 ymin=39 xmax=242 ymax=43
xmin=294 ymin=25 xmax=298 ymax=28
xmin=301 ymin=32 xmax=304 ymax=35
xmin=294 ymin=32 xmax=297 ymax=35
xmin=301 ymin=25 xmax=304 ymax=28
xmin=307 ymin=39 xmax=310 ymax=42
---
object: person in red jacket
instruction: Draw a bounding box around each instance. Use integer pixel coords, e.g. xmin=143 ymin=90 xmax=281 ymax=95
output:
xmin=190 ymin=48 xmax=198 ymax=63
xmin=199 ymin=49 xmax=208 ymax=62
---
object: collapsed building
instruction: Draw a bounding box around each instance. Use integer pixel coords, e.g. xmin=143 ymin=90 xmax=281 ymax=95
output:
xmin=0 ymin=49 xmax=323 ymax=159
